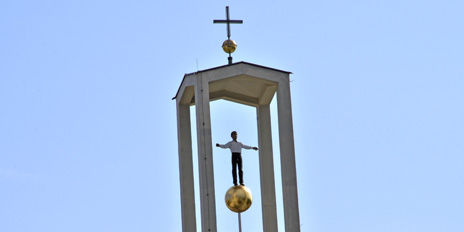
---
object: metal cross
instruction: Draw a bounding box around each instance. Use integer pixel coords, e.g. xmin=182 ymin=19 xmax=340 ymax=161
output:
xmin=213 ymin=6 xmax=243 ymax=40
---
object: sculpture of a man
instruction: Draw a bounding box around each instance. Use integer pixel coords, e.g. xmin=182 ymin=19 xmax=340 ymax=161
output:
xmin=216 ymin=131 xmax=258 ymax=186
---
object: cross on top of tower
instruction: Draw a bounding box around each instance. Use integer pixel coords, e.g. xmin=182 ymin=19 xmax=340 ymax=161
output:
xmin=214 ymin=6 xmax=243 ymax=65
xmin=213 ymin=6 xmax=243 ymax=40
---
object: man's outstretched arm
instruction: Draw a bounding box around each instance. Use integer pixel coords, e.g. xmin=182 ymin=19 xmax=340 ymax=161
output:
xmin=216 ymin=142 xmax=231 ymax=148
xmin=241 ymin=143 xmax=259 ymax=151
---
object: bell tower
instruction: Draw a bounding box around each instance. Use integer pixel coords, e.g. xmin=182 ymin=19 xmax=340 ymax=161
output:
xmin=173 ymin=6 xmax=300 ymax=232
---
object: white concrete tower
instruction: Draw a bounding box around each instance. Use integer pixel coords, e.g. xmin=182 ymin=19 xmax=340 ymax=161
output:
xmin=174 ymin=62 xmax=301 ymax=232
xmin=174 ymin=6 xmax=300 ymax=232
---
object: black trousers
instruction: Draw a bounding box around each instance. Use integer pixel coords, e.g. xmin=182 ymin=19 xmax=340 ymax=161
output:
xmin=232 ymin=152 xmax=243 ymax=185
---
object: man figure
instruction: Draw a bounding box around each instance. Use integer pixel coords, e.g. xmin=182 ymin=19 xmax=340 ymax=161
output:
xmin=216 ymin=131 xmax=258 ymax=186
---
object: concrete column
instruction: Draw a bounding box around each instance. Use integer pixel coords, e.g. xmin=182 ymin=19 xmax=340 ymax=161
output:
xmin=277 ymin=80 xmax=301 ymax=232
xmin=176 ymin=103 xmax=197 ymax=232
xmin=257 ymin=104 xmax=278 ymax=232
xmin=194 ymin=74 xmax=217 ymax=232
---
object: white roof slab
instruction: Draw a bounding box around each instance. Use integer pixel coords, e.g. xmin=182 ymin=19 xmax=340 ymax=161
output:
xmin=173 ymin=61 xmax=291 ymax=107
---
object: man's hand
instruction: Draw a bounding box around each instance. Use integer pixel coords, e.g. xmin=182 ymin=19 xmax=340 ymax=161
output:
xmin=253 ymin=147 xmax=258 ymax=151
xmin=216 ymin=143 xmax=220 ymax=147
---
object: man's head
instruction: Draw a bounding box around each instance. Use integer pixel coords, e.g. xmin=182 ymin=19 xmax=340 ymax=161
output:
xmin=231 ymin=131 xmax=237 ymax=140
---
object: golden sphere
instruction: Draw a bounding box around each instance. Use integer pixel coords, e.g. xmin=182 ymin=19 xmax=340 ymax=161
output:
xmin=225 ymin=185 xmax=252 ymax=213
xmin=222 ymin=40 xmax=237 ymax=54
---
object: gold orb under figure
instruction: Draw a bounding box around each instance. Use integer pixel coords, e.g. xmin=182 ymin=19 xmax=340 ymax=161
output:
xmin=222 ymin=39 xmax=237 ymax=53
xmin=225 ymin=185 xmax=253 ymax=213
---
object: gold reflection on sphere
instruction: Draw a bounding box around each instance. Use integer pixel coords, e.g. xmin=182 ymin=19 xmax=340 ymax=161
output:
xmin=225 ymin=185 xmax=252 ymax=213
xmin=222 ymin=39 xmax=237 ymax=53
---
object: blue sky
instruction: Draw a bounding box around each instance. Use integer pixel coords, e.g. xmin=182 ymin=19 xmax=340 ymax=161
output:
xmin=1 ymin=0 xmax=463 ymax=231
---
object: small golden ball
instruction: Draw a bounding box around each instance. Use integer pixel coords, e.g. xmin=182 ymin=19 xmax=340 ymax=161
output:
xmin=225 ymin=185 xmax=252 ymax=213
xmin=222 ymin=40 xmax=237 ymax=54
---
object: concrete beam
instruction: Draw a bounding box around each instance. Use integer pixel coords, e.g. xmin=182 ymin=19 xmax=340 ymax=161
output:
xmin=194 ymin=73 xmax=217 ymax=232
xmin=209 ymin=90 xmax=259 ymax=107
xmin=259 ymin=85 xmax=277 ymax=105
xmin=176 ymin=103 xmax=197 ymax=232
xmin=277 ymin=79 xmax=301 ymax=232
xmin=257 ymin=104 xmax=278 ymax=232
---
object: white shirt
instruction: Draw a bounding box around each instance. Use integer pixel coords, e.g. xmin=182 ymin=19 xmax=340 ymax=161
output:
xmin=218 ymin=141 xmax=253 ymax=153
